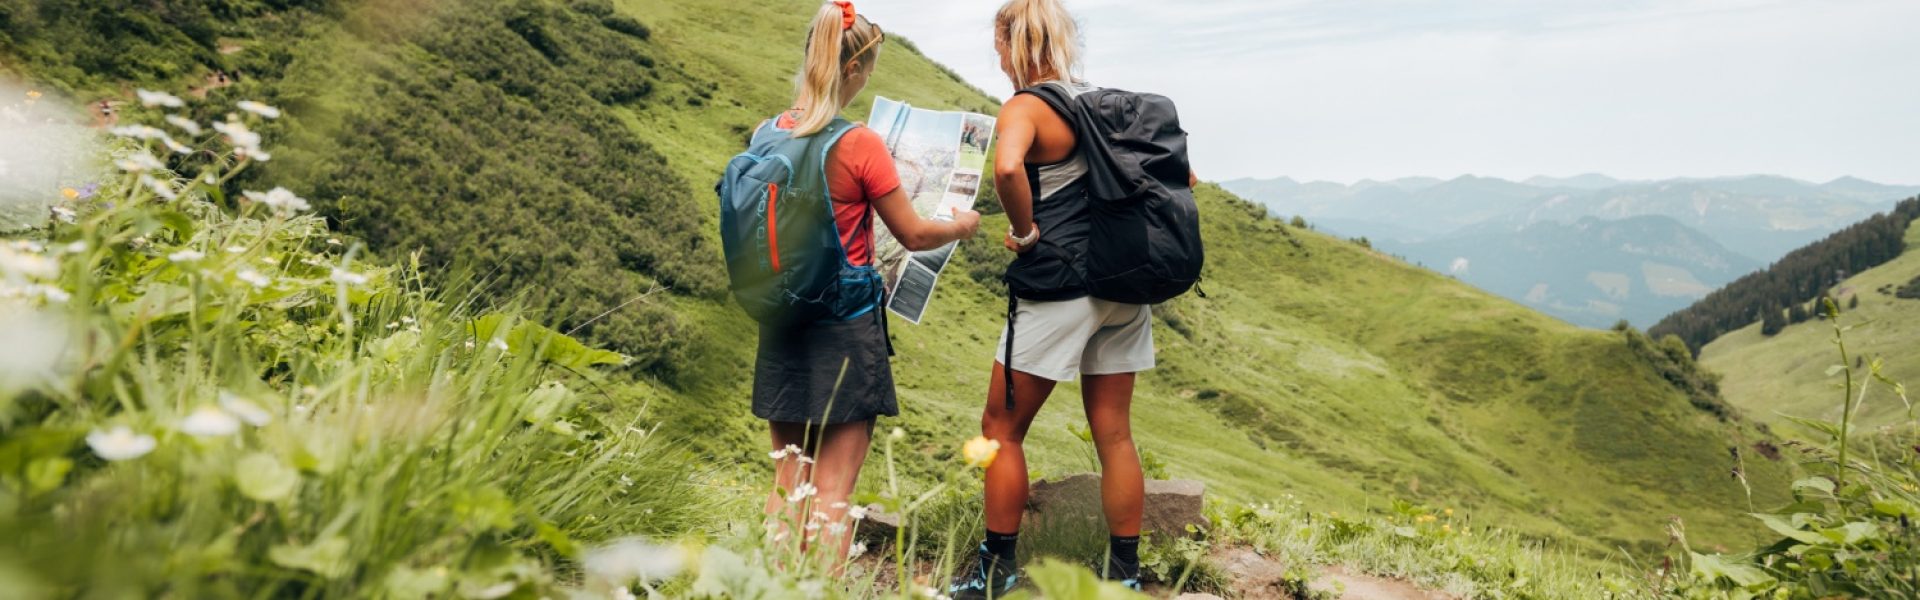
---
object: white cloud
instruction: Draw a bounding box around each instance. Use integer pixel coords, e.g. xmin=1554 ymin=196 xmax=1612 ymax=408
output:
xmin=856 ymin=0 xmax=1920 ymax=184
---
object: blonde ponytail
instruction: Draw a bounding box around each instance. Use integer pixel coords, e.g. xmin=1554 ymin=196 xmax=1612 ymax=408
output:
xmin=995 ymin=0 xmax=1082 ymax=90
xmin=792 ymin=2 xmax=885 ymax=137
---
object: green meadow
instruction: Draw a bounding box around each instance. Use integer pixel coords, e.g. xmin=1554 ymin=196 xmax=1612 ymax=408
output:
xmin=7 ymin=0 xmax=1883 ymax=597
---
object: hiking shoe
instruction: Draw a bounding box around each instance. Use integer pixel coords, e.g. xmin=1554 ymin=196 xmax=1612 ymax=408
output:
xmin=948 ymin=544 xmax=1020 ymax=600
xmin=1101 ymin=555 xmax=1143 ymax=591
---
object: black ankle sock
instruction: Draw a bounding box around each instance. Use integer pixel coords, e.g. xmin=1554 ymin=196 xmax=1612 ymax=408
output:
xmin=984 ymin=529 xmax=1019 ymax=563
xmin=1108 ymin=535 xmax=1141 ymax=566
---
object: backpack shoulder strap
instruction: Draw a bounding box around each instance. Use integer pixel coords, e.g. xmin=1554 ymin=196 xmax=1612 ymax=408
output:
xmin=1016 ymin=84 xmax=1077 ymax=124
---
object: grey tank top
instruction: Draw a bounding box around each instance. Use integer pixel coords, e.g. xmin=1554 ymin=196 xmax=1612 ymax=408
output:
xmin=1031 ymin=81 xmax=1094 ymax=202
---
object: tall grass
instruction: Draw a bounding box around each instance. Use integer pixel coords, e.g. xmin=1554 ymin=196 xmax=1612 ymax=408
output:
xmin=0 ymin=92 xmax=709 ymax=597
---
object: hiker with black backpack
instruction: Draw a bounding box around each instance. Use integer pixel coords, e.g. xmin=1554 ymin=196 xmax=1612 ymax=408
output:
xmin=949 ymin=0 xmax=1206 ymax=597
xmin=716 ymin=1 xmax=981 ymax=567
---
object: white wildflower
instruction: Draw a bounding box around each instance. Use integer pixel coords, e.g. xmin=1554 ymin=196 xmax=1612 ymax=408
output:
xmin=163 ymin=137 xmax=191 ymax=155
xmin=786 ymin=482 xmax=817 ymax=503
xmin=165 ymin=114 xmax=203 ymax=136
xmin=848 ymin=541 xmax=868 ymax=558
xmin=219 ymin=391 xmax=272 ymax=426
xmin=581 ymin=537 xmax=684 ymax=586
xmin=329 ymin=267 xmax=367 ymax=286
xmin=136 ymin=89 xmax=184 ymax=108
xmin=826 ymin=522 xmax=847 ymax=536
xmin=86 ymin=426 xmax=157 ymax=461
xmin=225 ymin=246 xmax=248 ymax=254
xmin=116 ymin=151 xmax=164 ymax=173
xmin=890 ymin=427 xmax=905 ymax=440
xmin=769 ymin=449 xmax=787 ymax=460
xmin=385 ymin=321 xmax=398 ymax=329
xmin=51 ymin=205 xmax=76 ymax=224
xmin=236 ymin=269 xmax=271 ymax=289
xmin=488 ymin=338 xmax=509 ymax=351
xmin=847 ymin=505 xmax=868 ymax=521
xmin=242 ymin=187 xmax=309 ymax=215
xmin=64 ymin=242 xmax=88 ymax=254
xmin=326 ymin=237 xmax=341 ymax=246
xmin=236 ymin=100 xmax=282 ymax=119
xmin=259 ymin=256 xmax=277 ymax=265
xmin=466 ymin=582 xmax=516 ymax=600
xmin=212 ymin=118 xmax=266 ymax=159
xmin=797 ymin=455 xmax=815 ymax=464
xmin=168 ymin=249 xmax=205 ymax=263
xmin=400 ymin=316 xmax=415 ymax=324
xmin=139 ymin=175 xmax=178 ymax=200
xmin=804 ymin=521 xmax=822 ymax=532
xmin=109 ymin=125 xmax=167 ymax=140
xmin=180 ymin=405 xmax=241 ymax=437
xmin=37 ymin=285 xmax=70 ymax=303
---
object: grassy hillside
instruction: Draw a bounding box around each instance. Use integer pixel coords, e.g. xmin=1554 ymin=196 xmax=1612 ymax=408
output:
xmin=1 ymin=0 xmax=1793 ymax=562
xmin=1703 ymin=220 xmax=1920 ymax=432
xmin=611 ymin=0 xmax=1792 ymax=555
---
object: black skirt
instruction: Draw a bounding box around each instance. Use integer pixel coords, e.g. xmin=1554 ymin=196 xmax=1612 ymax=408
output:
xmin=752 ymin=310 xmax=898 ymax=425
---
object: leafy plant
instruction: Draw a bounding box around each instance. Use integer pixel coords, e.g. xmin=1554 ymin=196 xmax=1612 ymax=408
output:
xmin=1673 ymin=298 xmax=1919 ymax=598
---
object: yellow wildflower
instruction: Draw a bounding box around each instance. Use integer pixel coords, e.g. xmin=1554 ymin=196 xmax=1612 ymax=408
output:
xmin=1444 ymin=508 xmax=1454 ymax=517
xmin=26 ymin=90 xmax=41 ymax=100
xmin=1442 ymin=524 xmax=1453 ymax=533
xmin=61 ymin=188 xmax=80 ymax=200
xmin=962 ymin=436 xmax=1001 ymax=469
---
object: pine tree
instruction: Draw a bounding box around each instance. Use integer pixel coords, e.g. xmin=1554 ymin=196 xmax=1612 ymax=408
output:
xmin=1849 ymin=295 xmax=1860 ymax=310
xmin=1788 ymin=302 xmax=1810 ymax=324
xmin=1760 ymin=305 xmax=1787 ymax=336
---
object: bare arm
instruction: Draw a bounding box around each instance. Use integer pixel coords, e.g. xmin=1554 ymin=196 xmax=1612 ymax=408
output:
xmin=873 ymin=186 xmax=980 ymax=252
xmin=994 ymin=97 xmax=1042 ymax=247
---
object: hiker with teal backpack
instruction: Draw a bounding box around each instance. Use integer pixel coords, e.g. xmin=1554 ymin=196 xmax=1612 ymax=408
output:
xmin=949 ymin=0 xmax=1205 ymax=597
xmin=716 ymin=0 xmax=981 ymax=566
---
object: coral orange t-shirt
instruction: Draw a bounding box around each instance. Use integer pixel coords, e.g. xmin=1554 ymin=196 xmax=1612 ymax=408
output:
xmin=773 ymin=112 xmax=899 ymax=267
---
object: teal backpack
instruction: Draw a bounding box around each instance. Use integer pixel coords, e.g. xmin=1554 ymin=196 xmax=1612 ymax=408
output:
xmin=716 ymin=117 xmax=884 ymax=325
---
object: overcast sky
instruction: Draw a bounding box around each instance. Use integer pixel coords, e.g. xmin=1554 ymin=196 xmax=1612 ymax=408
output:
xmin=854 ymin=0 xmax=1920 ymax=185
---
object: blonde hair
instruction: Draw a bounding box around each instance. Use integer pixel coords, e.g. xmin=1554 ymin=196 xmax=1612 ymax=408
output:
xmin=995 ymin=0 xmax=1082 ymax=90
xmin=792 ymin=2 xmax=885 ymax=137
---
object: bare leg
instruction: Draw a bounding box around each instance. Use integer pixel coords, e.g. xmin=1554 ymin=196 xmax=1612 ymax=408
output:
xmin=980 ymin=361 xmax=1059 ymax=534
xmin=766 ymin=421 xmax=815 ymax=549
xmin=807 ymin=420 xmax=873 ymax=567
xmin=1082 ymin=373 xmax=1142 ymax=536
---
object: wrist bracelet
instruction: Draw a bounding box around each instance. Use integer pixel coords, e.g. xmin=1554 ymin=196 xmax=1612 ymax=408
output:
xmin=1008 ymin=224 xmax=1040 ymax=247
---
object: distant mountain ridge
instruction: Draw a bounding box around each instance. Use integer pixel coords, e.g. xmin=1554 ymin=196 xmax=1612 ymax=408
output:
xmin=1224 ymin=174 xmax=1920 ymax=328
xmin=1382 ymin=214 xmax=1762 ymax=328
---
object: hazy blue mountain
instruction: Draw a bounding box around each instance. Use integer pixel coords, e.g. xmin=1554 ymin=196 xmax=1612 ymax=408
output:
xmin=1224 ymin=173 xmax=1920 ymax=327
xmin=1382 ymin=215 xmax=1763 ymax=328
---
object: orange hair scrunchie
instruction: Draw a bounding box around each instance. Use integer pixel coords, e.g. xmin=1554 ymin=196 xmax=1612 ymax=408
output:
xmin=832 ymin=0 xmax=856 ymax=30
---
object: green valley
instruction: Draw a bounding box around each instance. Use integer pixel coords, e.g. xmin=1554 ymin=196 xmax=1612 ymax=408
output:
xmin=1703 ymin=219 xmax=1920 ymax=431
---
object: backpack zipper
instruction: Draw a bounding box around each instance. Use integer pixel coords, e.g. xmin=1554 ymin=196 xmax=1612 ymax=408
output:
xmin=766 ymin=183 xmax=781 ymax=272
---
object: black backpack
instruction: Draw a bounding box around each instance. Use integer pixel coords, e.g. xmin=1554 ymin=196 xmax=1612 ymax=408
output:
xmin=1000 ymin=84 xmax=1205 ymax=410
xmin=1020 ymin=83 xmax=1205 ymax=305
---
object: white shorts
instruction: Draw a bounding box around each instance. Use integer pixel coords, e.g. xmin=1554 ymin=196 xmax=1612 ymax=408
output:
xmin=996 ymin=296 xmax=1156 ymax=382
